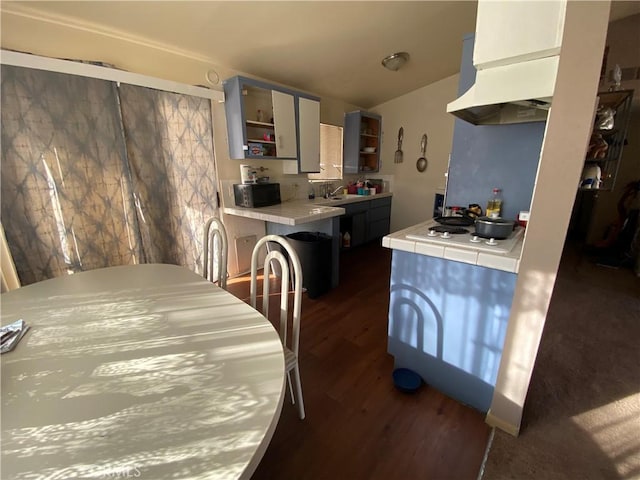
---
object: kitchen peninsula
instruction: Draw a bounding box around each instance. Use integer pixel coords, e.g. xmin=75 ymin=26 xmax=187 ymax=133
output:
xmin=223 ymin=193 xmax=393 ymax=288
xmin=383 ymin=220 xmax=524 ymax=273
xmin=381 ymin=29 xmax=545 ymax=413
xmin=382 ymin=221 xmax=522 ymax=411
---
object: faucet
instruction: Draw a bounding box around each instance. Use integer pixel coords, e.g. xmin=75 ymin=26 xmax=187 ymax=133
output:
xmin=325 ymin=185 xmax=345 ymax=198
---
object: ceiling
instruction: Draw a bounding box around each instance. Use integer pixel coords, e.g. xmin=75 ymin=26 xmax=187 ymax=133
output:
xmin=2 ymin=1 xmax=639 ymax=109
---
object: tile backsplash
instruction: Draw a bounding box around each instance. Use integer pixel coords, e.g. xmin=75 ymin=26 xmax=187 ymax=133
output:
xmin=219 ymin=174 xmax=394 ymax=208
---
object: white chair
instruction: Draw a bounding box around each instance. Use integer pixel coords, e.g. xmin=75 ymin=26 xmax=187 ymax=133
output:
xmin=203 ymin=217 xmax=228 ymax=289
xmin=250 ymin=235 xmax=305 ymax=420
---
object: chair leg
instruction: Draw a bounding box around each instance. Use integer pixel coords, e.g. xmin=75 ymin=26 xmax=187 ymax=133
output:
xmin=286 ymin=371 xmax=295 ymax=405
xmin=293 ymin=365 xmax=305 ymax=420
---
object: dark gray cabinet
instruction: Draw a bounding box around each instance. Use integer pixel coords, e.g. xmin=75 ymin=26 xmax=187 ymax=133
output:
xmin=367 ymin=196 xmax=392 ymax=242
xmin=341 ymin=201 xmax=368 ymax=247
xmin=340 ymin=196 xmax=392 ymax=248
xmin=343 ymin=111 xmax=382 ymax=174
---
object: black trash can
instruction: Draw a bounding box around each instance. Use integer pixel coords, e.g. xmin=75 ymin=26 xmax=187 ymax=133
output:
xmin=285 ymin=231 xmax=332 ymax=299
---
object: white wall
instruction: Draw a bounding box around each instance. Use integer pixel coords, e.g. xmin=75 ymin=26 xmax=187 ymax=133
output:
xmin=371 ymin=74 xmax=459 ymax=232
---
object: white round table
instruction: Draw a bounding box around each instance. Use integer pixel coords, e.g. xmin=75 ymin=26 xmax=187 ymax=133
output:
xmin=1 ymin=264 xmax=285 ymax=479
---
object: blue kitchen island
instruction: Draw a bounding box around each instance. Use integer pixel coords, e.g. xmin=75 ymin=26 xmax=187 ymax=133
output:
xmin=383 ymin=220 xmax=523 ymax=412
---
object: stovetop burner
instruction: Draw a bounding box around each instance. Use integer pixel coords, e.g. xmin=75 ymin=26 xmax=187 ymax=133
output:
xmin=406 ymin=220 xmax=525 ymax=254
xmin=429 ymin=225 xmax=469 ymax=234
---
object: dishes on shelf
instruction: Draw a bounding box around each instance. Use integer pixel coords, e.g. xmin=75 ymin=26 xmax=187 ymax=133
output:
xmin=245 ymin=119 xmax=276 ymax=156
xmin=581 ymin=89 xmax=633 ymax=191
xmin=345 ymin=111 xmax=381 ymax=174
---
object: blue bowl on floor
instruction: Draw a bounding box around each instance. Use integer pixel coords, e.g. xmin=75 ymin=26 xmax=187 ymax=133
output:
xmin=392 ymin=368 xmax=422 ymax=393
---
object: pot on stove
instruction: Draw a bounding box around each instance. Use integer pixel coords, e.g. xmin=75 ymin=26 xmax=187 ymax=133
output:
xmin=475 ymin=215 xmax=515 ymax=239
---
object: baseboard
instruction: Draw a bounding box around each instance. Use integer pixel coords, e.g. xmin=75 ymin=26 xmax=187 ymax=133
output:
xmin=485 ymin=409 xmax=520 ymax=437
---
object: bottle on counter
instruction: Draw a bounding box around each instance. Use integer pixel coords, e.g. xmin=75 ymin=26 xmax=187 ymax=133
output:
xmin=343 ymin=231 xmax=351 ymax=248
xmin=308 ymin=185 xmax=315 ymax=200
xmin=486 ymin=188 xmax=503 ymax=218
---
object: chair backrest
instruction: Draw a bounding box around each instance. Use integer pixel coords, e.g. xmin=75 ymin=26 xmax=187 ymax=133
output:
xmin=203 ymin=217 xmax=228 ymax=289
xmin=250 ymin=235 xmax=303 ymax=357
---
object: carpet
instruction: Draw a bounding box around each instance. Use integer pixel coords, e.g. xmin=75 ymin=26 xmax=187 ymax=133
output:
xmin=482 ymin=243 xmax=640 ymax=479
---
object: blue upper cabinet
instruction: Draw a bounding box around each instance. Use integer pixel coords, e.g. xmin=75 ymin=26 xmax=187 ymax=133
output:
xmin=223 ymin=76 xmax=320 ymax=171
xmin=343 ymin=111 xmax=382 ymax=174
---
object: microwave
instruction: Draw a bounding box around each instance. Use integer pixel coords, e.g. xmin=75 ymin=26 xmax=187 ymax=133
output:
xmin=233 ymin=183 xmax=281 ymax=208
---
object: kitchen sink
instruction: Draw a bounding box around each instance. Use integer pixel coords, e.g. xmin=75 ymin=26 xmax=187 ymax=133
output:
xmin=311 ymin=194 xmax=372 ymax=206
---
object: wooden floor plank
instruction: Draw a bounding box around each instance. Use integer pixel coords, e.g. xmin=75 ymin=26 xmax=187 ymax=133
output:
xmin=227 ymin=241 xmax=491 ymax=479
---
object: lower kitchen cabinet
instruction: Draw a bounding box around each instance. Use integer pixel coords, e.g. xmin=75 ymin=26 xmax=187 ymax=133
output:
xmin=367 ymin=197 xmax=392 ymax=242
xmin=341 ymin=201 xmax=368 ymax=248
xmin=351 ymin=211 xmax=367 ymax=247
xmin=340 ymin=196 xmax=392 ymax=248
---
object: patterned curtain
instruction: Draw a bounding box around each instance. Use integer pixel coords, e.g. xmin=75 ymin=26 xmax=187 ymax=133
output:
xmin=1 ymin=66 xmax=218 ymax=286
xmin=118 ymin=85 xmax=217 ymax=269
xmin=1 ymin=66 xmax=142 ymax=285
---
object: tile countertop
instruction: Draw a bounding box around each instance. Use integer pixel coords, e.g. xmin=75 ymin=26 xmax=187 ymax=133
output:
xmin=223 ymin=192 xmax=392 ymax=226
xmin=382 ymin=219 xmax=524 ymax=274
xmin=310 ymin=192 xmax=393 ymax=207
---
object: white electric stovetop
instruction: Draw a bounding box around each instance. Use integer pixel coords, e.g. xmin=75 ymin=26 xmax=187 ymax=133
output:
xmin=406 ymin=220 xmax=524 ymax=254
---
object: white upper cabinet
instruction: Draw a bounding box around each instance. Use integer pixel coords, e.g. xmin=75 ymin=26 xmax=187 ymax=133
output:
xmin=272 ymin=90 xmax=297 ymax=159
xmin=223 ymin=76 xmax=320 ymax=165
xmin=297 ymin=97 xmax=320 ymax=173
xmin=473 ymin=0 xmax=566 ymax=70
xmin=307 ymin=123 xmax=343 ymax=180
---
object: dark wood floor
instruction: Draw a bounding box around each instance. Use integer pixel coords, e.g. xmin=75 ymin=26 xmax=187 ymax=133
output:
xmin=227 ymin=242 xmax=491 ymax=480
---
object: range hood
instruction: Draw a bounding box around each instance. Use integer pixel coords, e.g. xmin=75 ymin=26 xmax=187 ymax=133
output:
xmin=447 ymin=55 xmax=559 ymax=125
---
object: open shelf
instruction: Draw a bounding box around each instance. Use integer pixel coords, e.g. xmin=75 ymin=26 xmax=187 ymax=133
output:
xmin=581 ymin=89 xmax=633 ymax=191
xmin=246 ymin=120 xmax=274 ymax=128
xmin=344 ymin=111 xmax=382 ymax=174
